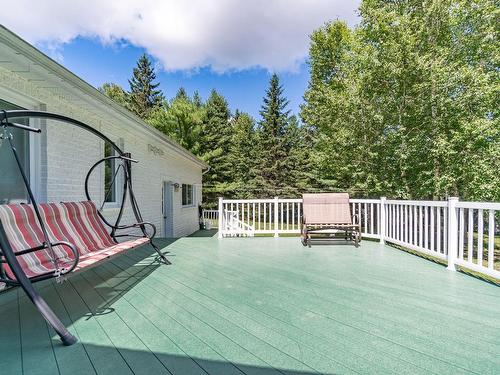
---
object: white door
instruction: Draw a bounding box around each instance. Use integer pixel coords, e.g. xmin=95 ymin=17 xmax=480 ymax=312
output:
xmin=162 ymin=181 xmax=174 ymax=237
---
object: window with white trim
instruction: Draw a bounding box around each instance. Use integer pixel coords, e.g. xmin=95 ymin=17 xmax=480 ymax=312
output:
xmin=182 ymin=184 xmax=194 ymax=206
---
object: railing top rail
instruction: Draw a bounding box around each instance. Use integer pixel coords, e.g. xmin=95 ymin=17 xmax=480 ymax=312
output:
xmin=221 ymin=198 xmax=499 ymax=210
xmin=349 ymin=199 xmax=381 ymax=203
xmin=385 ymin=200 xmax=448 ymax=207
xmin=222 ymin=199 xmax=276 ymax=203
xmin=455 ymin=201 xmax=500 ymax=210
xmin=222 ymin=198 xmax=381 ymax=204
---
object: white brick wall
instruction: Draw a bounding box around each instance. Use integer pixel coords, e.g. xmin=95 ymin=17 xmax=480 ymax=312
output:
xmin=0 ymin=65 xmax=204 ymax=238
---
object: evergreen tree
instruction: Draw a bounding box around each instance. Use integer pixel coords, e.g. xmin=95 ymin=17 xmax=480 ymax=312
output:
xmin=229 ymin=112 xmax=257 ymax=198
xmin=255 ymin=74 xmax=291 ymax=197
xmin=174 ymin=87 xmax=188 ymax=101
xmin=128 ymin=53 xmax=164 ymax=119
xmin=199 ymin=90 xmax=233 ymax=205
xmin=193 ymin=90 xmax=203 ymax=108
xmin=99 ymin=82 xmax=128 ymax=107
xmin=281 ymin=115 xmax=317 ymax=195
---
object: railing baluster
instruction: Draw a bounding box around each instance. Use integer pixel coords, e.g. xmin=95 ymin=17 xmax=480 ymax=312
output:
xmin=280 ymin=202 xmax=284 ymax=231
xmin=443 ymin=207 xmax=448 ymax=255
xmin=395 ymin=204 xmax=399 ymax=240
xmin=488 ymin=210 xmax=494 ymax=269
xmin=477 ymin=209 xmax=483 ymax=266
xmin=364 ymin=203 xmax=368 ymax=234
xmin=419 ymin=206 xmax=423 ymax=247
xmin=370 ymin=203 xmax=374 ymax=235
xmin=430 ymin=206 xmax=435 ymax=252
xmin=468 ymin=209 xmax=474 ymax=263
xmin=436 ymin=207 xmax=441 ymax=254
xmin=263 ymin=203 xmax=266 ymax=231
xmin=413 ymin=205 xmax=418 ymax=245
xmin=392 ymin=204 xmax=396 ymax=239
xmin=404 ymin=205 xmax=408 ymax=243
xmin=286 ymin=202 xmax=290 ymax=231
xmin=459 ymin=208 xmax=464 ymax=260
xmin=292 ymin=202 xmax=295 ymax=230
xmin=253 ymin=203 xmax=256 ymax=229
xmin=298 ymin=203 xmax=302 ymax=229
xmin=408 ymin=205 xmax=413 ymax=244
xmin=424 ymin=206 xmax=429 ymax=249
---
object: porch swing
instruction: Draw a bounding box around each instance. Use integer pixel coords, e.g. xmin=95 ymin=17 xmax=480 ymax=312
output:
xmin=0 ymin=110 xmax=169 ymax=346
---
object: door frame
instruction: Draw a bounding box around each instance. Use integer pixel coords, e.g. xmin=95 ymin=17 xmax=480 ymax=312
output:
xmin=162 ymin=180 xmax=174 ymax=237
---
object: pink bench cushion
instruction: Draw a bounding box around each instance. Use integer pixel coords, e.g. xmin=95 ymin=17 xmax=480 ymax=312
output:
xmin=0 ymin=201 xmax=147 ymax=280
xmin=75 ymin=237 xmax=149 ymax=271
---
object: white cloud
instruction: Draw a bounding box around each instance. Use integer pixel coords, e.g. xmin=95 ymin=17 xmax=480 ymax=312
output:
xmin=1 ymin=0 xmax=360 ymax=73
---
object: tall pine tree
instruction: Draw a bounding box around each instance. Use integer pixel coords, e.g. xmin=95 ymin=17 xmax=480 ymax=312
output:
xmin=199 ymin=90 xmax=233 ymax=205
xmin=255 ymin=74 xmax=291 ymax=197
xmin=128 ymin=54 xmax=164 ymax=119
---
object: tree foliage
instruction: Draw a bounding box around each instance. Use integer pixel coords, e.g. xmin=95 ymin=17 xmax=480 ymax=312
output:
xmin=99 ymin=82 xmax=128 ymax=107
xmin=198 ymin=90 xmax=234 ymax=203
xmin=301 ymin=0 xmax=499 ymax=200
xmin=229 ymin=111 xmax=258 ymax=198
xmin=147 ymin=91 xmax=203 ymax=153
xmin=98 ymin=1 xmax=498 ymax=205
xmin=253 ymin=74 xmax=314 ymax=198
xmin=128 ymin=53 xmax=164 ymax=119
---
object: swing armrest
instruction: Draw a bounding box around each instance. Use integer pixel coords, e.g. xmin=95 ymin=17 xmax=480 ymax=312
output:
xmin=113 ymin=221 xmax=157 ymax=239
xmin=0 ymin=240 xmax=79 ymax=285
xmin=13 ymin=241 xmax=80 ymax=273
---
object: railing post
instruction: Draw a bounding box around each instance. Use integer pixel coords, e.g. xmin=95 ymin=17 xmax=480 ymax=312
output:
xmin=380 ymin=197 xmax=386 ymax=245
xmin=447 ymin=196 xmax=459 ymax=271
xmin=218 ymin=197 xmax=223 ymax=239
xmin=274 ymin=196 xmax=279 ymax=238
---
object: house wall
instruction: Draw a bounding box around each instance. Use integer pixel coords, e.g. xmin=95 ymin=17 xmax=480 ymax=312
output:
xmin=0 ymin=56 xmax=203 ymax=238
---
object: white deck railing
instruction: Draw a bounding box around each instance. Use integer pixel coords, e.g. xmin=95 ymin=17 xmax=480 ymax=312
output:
xmin=217 ymin=197 xmax=500 ymax=279
xmin=201 ymin=209 xmax=219 ymax=229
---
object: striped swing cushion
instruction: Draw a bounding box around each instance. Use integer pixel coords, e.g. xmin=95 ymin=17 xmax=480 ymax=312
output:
xmin=0 ymin=201 xmax=149 ymax=281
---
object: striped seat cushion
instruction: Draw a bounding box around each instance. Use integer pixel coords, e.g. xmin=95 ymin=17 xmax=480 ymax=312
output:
xmin=0 ymin=201 xmax=147 ymax=282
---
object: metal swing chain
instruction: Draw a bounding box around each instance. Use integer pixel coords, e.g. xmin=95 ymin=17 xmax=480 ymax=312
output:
xmin=1 ymin=111 xmax=65 ymax=283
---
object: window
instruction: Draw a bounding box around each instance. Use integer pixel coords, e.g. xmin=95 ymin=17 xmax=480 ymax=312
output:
xmin=0 ymin=99 xmax=29 ymax=204
xmin=104 ymin=142 xmax=117 ymax=203
xmin=182 ymin=184 xmax=194 ymax=206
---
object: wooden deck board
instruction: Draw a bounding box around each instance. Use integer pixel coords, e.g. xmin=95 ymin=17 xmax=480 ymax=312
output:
xmin=124 ymin=246 xmax=480 ymax=375
xmin=0 ymin=235 xmax=499 ymax=375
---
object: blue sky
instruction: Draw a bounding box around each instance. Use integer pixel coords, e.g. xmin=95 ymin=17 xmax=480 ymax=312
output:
xmin=4 ymin=0 xmax=360 ymax=121
xmin=38 ymin=37 xmax=310 ymax=120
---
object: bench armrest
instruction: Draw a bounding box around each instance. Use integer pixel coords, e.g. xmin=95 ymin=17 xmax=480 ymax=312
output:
xmin=113 ymin=221 xmax=157 ymax=239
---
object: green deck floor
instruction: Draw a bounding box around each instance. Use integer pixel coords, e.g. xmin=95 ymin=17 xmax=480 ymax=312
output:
xmin=1 ymin=234 xmax=499 ymax=375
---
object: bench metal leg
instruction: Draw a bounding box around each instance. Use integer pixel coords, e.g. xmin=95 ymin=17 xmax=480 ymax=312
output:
xmin=150 ymin=239 xmax=171 ymax=265
xmin=0 ymin=224 xmax=77 ymax=346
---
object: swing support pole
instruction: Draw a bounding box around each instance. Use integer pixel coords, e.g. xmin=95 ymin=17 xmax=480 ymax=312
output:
xmin=0 ymin=224 xmax=77 ymax=345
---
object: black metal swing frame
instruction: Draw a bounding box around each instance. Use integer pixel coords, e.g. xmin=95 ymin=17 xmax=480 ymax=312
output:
xmin=0 ymin=110 xmax=168 ymax=346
